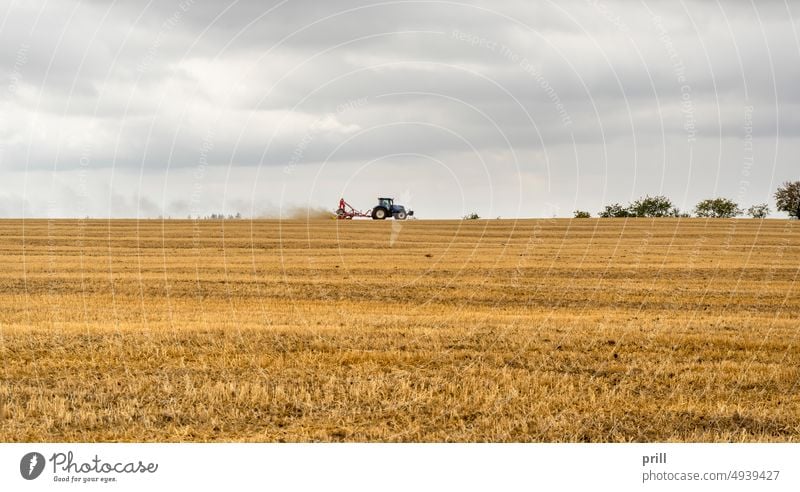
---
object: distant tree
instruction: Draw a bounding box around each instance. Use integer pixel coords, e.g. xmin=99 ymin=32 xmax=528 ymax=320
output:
xmin=746 ymin=203 xmax=770 ymax=219
xmin=598 ymin=203 xmax=632 ymax=218
xmin=670 ymin=207 xmax=691 ymax=218
xmin=573 ymin=210 xmax=591 ymax=218
xmin=629 ymin=195 xmax=674 ymax=217
xmin=774 ymin=181 xmax=800 ymax=218
xmin=694 ymin=198 xmax=742 ymax=218
xmin=462 ymin=212 xmax=480 ymax=220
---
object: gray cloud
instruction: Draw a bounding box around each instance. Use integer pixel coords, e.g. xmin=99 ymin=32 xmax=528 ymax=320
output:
xmin=1 ymin=0 xmax=798 ymax=218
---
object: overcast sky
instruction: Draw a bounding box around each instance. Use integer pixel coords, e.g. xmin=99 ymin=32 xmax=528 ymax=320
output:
xmin=0 ymin=0 xmax=798 ymax=218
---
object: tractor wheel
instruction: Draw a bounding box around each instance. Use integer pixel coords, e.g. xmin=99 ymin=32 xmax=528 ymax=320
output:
xmin=372 ymin=207 xmax=388 ymax=220
xmin=394 ymin=210 xmax=407 ymax=220
xmin=336 ymin=208 xmax=346 ymax=218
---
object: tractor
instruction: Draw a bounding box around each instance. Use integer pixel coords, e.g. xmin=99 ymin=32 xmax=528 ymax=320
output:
xmin=335 ymin=197 xmax=414 ymax=220
xmin=371 ymin=197 xmax=413 ymax=220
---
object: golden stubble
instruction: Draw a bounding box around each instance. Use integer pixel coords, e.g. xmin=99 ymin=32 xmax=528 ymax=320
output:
xmin=0 ymin=218 xmax=798 ymax=442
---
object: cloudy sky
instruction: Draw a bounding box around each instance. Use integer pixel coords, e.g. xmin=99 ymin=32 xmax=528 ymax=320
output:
xmin=0 ymin=0 xmax=798 ymax=218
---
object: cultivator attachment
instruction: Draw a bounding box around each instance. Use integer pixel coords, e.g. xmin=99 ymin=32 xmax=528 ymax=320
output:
xmin=335 ymin=198 xmax=372 ymax=219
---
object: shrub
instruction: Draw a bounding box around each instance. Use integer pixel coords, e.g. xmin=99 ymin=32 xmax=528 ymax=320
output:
xmin=598 ymin=203 xmax=632 ymax=218
xmin=629 ymin=195 xmax=674 ymax=217
xmin=573 ymin=210 xmax=591 ymax=218
xmin=746 ymin=203 xmax=770 ymax=219
xmin=670 ymin=207 xmax=691 ymax=218
xmin=694 ymin=198 xmax=742 ymax=218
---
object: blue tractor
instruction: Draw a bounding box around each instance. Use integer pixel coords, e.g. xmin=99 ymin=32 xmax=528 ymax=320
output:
xmin=371 ymin=197 xmax=413 ymax=220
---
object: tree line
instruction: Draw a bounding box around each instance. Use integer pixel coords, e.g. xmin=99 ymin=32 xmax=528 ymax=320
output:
xmin=573 ymin=181 xmax=800 ymax=219
xmin=189 ymin=213 xmax=243 ymax=220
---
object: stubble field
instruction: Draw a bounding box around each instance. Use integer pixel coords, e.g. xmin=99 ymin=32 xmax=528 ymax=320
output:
xmin=1 ymin=218 xmax=799 ymax=442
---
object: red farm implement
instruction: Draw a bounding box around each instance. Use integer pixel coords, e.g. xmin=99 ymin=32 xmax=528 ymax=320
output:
xmin=335 ymin=198 xmax=372 ymax=219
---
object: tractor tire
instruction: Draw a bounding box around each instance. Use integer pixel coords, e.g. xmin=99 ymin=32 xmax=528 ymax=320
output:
xmin=372 ymin=207 xmax=388 ymax=220
xmin=394 ymin=210 xmax=407 ymax=220
xmin=336 ymin=208 xmax=346 ymax=218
